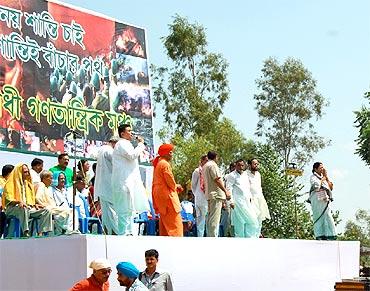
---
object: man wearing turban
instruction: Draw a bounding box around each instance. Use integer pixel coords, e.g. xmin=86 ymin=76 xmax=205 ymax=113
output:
xmin=152 ymin=144 xmax=183 ymax=236
xmin=116 ymin=261 xmax=148 ymax=290
xmin=71 ymin=258 xmax=112 ymax=291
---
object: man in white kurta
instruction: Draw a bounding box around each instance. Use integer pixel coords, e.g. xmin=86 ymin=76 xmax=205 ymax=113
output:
xmin=191 ymin=155 xmax=208 ymax=237
xmin=247 ymin=158 xmax=270 ymax=237
xmin=36 ymin=170 xmax=75 ymax=234
xmin=30 ymin=158 xmax=43 ymax=186
xmin=226 ymin=160 xmax=259 ymax=238
xmin=112 ymin=124 xmax=149 ymax=235
xmin=94 ymin=137 xmax=119 ymax=234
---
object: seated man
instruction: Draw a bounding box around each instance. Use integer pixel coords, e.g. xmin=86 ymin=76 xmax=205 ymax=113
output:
xmin=180 ymin=191 xmax=196 ymax=236
xmin=36 ymin=170 xmax=76 ymax=235
xmin=0 ymin=164 xmax=14 ymax=237
xmin=69 ymin=174 xmax=89 ymax=219
xmin=3 ymin=163 xmax=53 ymax=237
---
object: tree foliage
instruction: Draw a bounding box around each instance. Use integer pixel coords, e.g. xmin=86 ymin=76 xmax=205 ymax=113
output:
xmin=152 ymin=16 xmax=321 ymax=240
xmin=151 ymin=15 xmax=229 ymax=137
xmin=165 ymin=118 xmax=256 ymax=187
xmin=256 ymin=144 xmax=314 ymax=239
xmin=354 ymin=92 xmax=370 ymax=167
xmin=340 ymin=209 xmax=370 ymax=265
xmin=254 ymin=57 xmax=330 ymax=168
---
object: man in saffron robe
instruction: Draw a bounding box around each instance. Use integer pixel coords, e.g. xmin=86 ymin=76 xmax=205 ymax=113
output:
xmin=152 ymin=144 xmax=183 ymax=236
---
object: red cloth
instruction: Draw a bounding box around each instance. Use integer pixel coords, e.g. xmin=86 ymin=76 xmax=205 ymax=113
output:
xmin=199 ymin=166 xmax=205 ymax=193
xmin=88 ymin=186 xmax=102 ymax=218
xmin=152 ymin=144 xmax=174 ymax=168
xmin=158 ymin=143 xmax=174 ymax=156
xmin=70 ymin=275 xmax=109 ymax=291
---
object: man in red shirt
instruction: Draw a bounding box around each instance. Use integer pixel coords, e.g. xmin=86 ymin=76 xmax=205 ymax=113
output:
xmin=70 ymin=258 xmax=111 ymax=291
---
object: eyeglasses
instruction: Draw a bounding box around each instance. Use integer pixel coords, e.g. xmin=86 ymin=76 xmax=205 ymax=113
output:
xmin=98 ymin=269 xmax=112 ymax=274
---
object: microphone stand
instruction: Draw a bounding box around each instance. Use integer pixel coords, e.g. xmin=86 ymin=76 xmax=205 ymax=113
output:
xmin=72 ymin=130 xmax=77 ymax=231
xmin=67 ymin=130 xmax=82 ymax=231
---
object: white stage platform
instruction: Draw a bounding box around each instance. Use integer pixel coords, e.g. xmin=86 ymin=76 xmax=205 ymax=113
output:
xmin=0 ymin=235 xmax=360 ymax=291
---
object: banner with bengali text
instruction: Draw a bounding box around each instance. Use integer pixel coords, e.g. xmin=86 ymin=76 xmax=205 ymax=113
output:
xmin=0 ymin=0 xmax=154 ymax=161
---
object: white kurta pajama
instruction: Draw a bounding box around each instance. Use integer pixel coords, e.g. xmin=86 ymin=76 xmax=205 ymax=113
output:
xmin=94 ymin=144 xmax=118 ymax=234
xmin=112 ymin=139 xmax=149 ymax=235
xmin=226 ymin=171 xmax=259 ymax=238
xmin=246 ymin=170 xmax=270 ymax=236
xmin=36 ymin=182 xmax=75 ymax=234
xmin=191 ymin=167 xmax=208 ymax=237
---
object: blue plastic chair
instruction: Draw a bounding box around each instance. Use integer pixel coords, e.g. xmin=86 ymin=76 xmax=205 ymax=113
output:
xmin=3 ymin=215 xmax=21 ymax=238
xmin=181 ymin=204 xmax=196 ymax=237
xmin=79 ymin=196 xmax=102 ymax=234
xmin=147 ymin=200 xmax=159 ymax=236
xmin=134 ymin=211 xmax=149 ymax=235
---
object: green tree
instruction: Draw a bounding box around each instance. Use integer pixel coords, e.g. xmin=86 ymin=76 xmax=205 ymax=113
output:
xmin=254 ymin=57 xmax=330 ymax=168
xmin=340 ymin=209 xmax=370 ymax=265
xmin=168 ymin=118 xmax=256 ymax=187
xmin=256 ymin=144 xmax=314 ymax=239
xmin=151 ymin=15 xmax=230 ymax=137
xmin=354 ymin=92 xmax=370 ymax=167
xmin=152 ymin=17 xmax=318 ymax=240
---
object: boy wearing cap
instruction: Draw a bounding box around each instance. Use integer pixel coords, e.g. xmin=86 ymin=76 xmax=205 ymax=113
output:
xmin=116 ymin=261 xmax=148 ymax=290
xmin=70 ymin=258 xmax=111 ymax=291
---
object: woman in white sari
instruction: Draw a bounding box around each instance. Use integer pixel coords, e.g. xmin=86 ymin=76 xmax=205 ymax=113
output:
xmin=309 ymin=162 xmax=336 ymax=240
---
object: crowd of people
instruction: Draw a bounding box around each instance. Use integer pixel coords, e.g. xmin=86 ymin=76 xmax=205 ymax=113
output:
xmin=0 ymin=122 xmax=336 ymax=240
xmin=70 ymin=249 xmax=173 ymax=291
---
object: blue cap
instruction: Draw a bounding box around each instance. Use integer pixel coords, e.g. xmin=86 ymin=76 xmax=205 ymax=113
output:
xmin=116 ymin=262 xmax=140 ymax=278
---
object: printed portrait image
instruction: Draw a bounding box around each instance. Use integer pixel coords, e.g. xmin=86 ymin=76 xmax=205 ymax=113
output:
xmin=114 ymin=23 xmax=146 ymax=59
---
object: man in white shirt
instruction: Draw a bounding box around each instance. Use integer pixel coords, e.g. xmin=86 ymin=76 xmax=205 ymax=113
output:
xmin=30 ymin=158 xmax=43 ymax=186
xmin=139 ymin=249 xmax=174 ymax=291
xmin=111 ymin=124 xmax=149 ymax=235
xmin=191 ymin=155 xmax=208 ymax=237
xmin=226 ymin=159 xmax=259 ymax=238
xmin=94 ymin=136 xmax=119 ymax=234
xmin=246 ymin=158 xmax=270 ymax=237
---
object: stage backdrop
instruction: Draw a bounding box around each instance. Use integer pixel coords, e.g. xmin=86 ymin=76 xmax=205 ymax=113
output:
xmin=0 ymin=0 xmax=154 ymax=160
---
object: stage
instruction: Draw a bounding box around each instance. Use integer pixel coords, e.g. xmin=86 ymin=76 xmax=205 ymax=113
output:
xmin=0 ymin=235 xmax=360 ymax=291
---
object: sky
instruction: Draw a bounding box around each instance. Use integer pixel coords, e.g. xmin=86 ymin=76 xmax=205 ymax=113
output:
xmin=60 ymin=0 xmax=370 ymax=232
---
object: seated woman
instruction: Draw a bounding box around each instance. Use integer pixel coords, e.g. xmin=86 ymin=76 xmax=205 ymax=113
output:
xmin=3 ymin=163 xmax=53 ymax=237
xmin=36 ymin=170 xmax=77 ymax=235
